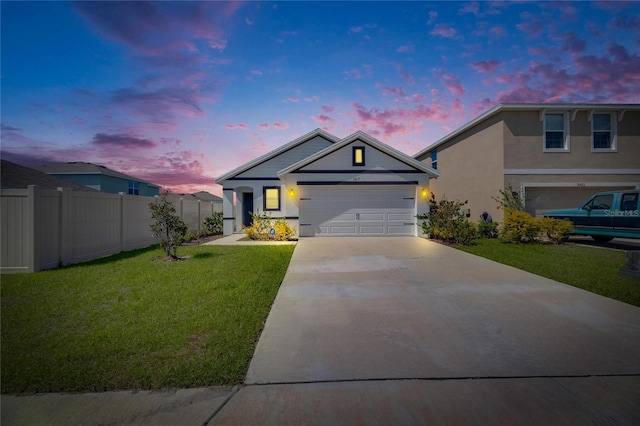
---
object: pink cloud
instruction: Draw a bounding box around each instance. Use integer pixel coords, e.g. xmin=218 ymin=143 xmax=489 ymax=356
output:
xmin=470 ymin=59 xmax=501 ymax=73
xmin=286 ymin=97 xmax=299 ymax=103
xmin=321 ymin=105 xmax=335 ymax=113
xmin=429 ymin=24 xmax=461 ymax=40
xmin=559 ymin=31 xmax=586 ymax=54
xmin=459 ymin=2 xmax=480 ymax=16
xmin=312 ymin=115 xmax=332 ymax=123
xmin=226 ymin=124 xmax=248 ymax=130
xmin=273 ymin=122 xmax=289 ymax=130
xmin=441 ymin=73 xmax=465 ymax=96
xmin=397 ymin=43 xmax=414 ymax=53
xmin=250 ymin=70 xmax=263 ymax=75
xmin=258 ymin=123 xmax=270 ymax=130
xmin=304 ymin=96 xmax=319 ymax=102
xmin=471 ymin=98 xmax=495 ymax=117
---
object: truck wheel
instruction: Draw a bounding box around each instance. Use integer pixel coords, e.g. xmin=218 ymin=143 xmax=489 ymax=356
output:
xmin=591 ymin=235 xmax=614 ymax=242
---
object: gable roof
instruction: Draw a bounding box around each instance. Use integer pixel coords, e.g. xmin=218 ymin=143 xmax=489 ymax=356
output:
xmin=32 ymin=161 xmax=161 ymax=188
xmin=1 ymin=159 xmax=100 ymax=191
xmin=413 ymin=102 xmax=640 ymax=160
xmin=278 ymin=130 xmax=439 ymax=178
xmin=214 ymin=128 xmax=340 ymax=183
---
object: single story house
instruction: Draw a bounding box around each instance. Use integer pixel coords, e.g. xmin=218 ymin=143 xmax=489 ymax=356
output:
xmin=32 ymin=162 xmax=161 ymax=196
xmin=215 ymin=129 xmax=439 ymax=237
xmin=414 ymin=103 xmax=640 ymax=221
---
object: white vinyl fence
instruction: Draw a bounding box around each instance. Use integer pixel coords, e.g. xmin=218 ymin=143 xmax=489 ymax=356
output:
xmin=1 ymin=186 xmax=222 ymax=273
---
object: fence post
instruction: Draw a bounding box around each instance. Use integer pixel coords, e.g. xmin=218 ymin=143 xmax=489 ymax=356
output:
xmin=197 ymin=200 xmax=201 ymax=232
xmin=26 ymin=185 xmax=38 ymax=273
xmin=58 ymin=187 xmax=73 ymax=266
xmin=119 ymin=192 xmax=125 ymax=252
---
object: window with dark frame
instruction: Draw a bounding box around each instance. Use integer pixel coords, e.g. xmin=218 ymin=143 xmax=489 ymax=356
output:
xmin=430 ymin=150 xmax=438 ymax=170
xmin=263 ymin=186 xmax=281 ymax=211
xmin=352 ymin=146 xmax=365 ymax=166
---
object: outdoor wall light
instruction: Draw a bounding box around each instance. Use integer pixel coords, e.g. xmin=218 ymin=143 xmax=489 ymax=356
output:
xmin=289 ymin=188 xmax=295 ymax=198
xmin=421 ymin=188 xmax=429 ymax=199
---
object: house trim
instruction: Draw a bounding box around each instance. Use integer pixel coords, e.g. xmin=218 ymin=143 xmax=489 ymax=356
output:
xmin=215 ymin=128 xmax=339 ymax=183
xmin=279 ymin=131 xmax=439 ymax=178
xmin=505 ymin=169 xmax=640 ymax=175
xmin=297 ymin=181 xmax=419 ymax=186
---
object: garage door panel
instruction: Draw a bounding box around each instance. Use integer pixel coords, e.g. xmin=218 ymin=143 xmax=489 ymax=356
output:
xmin=299 ymin=185 xmax=416 ymax=236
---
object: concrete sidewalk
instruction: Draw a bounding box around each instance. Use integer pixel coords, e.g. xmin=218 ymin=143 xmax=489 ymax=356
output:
xmin=3 ymin=237 xmax=639 ymax=425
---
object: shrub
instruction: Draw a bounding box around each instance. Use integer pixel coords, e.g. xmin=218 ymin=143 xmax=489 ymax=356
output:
xmin=539 ymin=217 xmax=574 ymax=244
xmin=244 ymin=211 xmax=296 ymax=241
xmin=203 ymin=212 xmax=223 ymax=236
xmin=500 ymin=209 xmax=540 ymax=243
xmin=149 ymin=193 xmax=188 ymax=258
xmin=417 ymin=194 xmax=476 ymax=245
xmin=477 ymin=221 xmax=499 ymax=239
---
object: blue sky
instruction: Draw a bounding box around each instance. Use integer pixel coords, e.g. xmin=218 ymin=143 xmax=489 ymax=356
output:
xmin=2 ymin=1 xmax=639 ymax=195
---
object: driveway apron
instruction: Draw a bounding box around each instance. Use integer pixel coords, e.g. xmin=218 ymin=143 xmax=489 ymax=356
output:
xmin=213 ymin=237 xmax=640 ymax=424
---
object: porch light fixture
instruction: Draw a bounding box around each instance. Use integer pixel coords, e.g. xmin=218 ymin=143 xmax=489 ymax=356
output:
xmin=421 ymin=188 xmax=429 ymax=199
xmin=289 ymin=188 xmax=295 ymax=198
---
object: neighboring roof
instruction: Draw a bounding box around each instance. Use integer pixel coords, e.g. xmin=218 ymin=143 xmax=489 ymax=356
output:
xmin=32 ymin=161 xmax=161 ymax=188
xmin=413 ymin=103 xmax=640 ymax=159
xmin=165 ymin=191 xmax=222 ymax=203
xmin=215 ymin=128 xmax=340 ymax=183
xmin=1 ymin=159 xmax=99 ymax=192
xmin=192 ymin=191 xmax=223 ymax=202
xmin=278 ymin=130 xmax=439 ymax=178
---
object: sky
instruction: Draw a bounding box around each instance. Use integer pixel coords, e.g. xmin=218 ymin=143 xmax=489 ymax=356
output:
xmin=1 ymin=1 xmax=639 ymax=196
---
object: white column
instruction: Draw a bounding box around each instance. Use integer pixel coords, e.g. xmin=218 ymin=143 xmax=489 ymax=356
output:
xmin=223 ymin=189 xmax=234 ymax=235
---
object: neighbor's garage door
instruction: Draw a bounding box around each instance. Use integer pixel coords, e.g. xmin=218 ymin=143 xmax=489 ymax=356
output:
xmin=299 ymin=185 xmax=416 ymax=237
xmin=525 ymin=186 xmax=636 ymax=218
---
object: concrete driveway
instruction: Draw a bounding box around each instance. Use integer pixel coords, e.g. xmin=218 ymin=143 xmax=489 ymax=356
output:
xmin=213 ymin=237 xmax=640 ymax=425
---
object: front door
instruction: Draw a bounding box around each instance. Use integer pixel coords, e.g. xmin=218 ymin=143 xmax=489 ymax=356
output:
xmin=242 ymin=192 xmax=254 ymax=227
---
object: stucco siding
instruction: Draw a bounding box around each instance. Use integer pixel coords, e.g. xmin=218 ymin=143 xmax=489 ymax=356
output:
xmin=504 ymin=110 xmax=640 ymax=169
xmin=421 ymin=113 xmax=505 ymax=221
xmin=235 ymin=135 xmax=333 ymax=178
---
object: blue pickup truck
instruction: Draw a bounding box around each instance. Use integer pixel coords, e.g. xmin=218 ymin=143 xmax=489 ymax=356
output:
xmin=543 ymin=190 xmax=640 ymax=242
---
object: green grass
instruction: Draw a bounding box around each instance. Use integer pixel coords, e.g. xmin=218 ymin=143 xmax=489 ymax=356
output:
xmin=455 ymin=239 xmax=640 ymax=307
xmin=1 ymin=244 xmax=295 ymax=393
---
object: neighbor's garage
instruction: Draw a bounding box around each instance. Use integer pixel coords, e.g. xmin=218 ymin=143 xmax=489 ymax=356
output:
xmin=525 ymin=185 xmax=637 ymax=217
xmin=299 ymin=185 xmax=416 ymax=237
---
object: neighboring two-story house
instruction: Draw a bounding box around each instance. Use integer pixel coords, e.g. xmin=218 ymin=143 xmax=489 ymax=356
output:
xmin=32 ymin=162 xmax=161 ymax=196
xmin=215 ymin=129 xmax=439 ymax=237
xmin=414 ymin=104 xmax=640 ymax=221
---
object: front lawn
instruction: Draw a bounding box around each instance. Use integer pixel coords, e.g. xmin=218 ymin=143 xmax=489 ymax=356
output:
xmin=455 ymin=239 xmax=640 ymax=307
xmin=1 ymin=244 xmax=295 ymax=393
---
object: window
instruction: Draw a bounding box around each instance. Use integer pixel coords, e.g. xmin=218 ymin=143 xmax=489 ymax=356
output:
xmin=128 ymin=181 xmax=140 ymax=195
xmin=592 ymin=113 xmax=617 ymax=152
xmin=352 ymin=146 xmax=365 ymax=166
xmin=585 ymin=194 xmax=613 ymax=210
xmin=621 ymin=193 xmax=638 ymax=211
xmin=263 ymin=186 xmax=281 ymax=211
xmin=544 ymin=113 xmax=569 ymax=152
xmin=430 ymin=150 xmax=438 ymax=170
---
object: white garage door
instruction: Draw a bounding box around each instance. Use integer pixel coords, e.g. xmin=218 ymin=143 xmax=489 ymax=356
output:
xmin=299 ymin=185 xmax=416 ymax=237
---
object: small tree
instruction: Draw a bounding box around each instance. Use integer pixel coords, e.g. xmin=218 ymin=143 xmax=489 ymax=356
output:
xmin=149 ymin=193 xmax=188 ymax=258
xmin=417 ymin=193 xmax=476 ymax=245
xmin=492 ymin=184 xmax=524 ymax=212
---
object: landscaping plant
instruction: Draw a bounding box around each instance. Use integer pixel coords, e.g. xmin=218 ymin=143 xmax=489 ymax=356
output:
xmin=418 ymin=194 xmax=476 ymax=245
xmin=149 ymin=192 xmax=188 ymax=258
xmin=492 ymin=183 xmax=524 ymax=212
xmin=244 ymin=211 xmax=296 ymax=241
xmin=203 ymin=212 xmax=223 ymax=235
